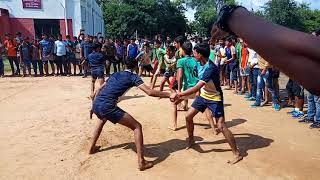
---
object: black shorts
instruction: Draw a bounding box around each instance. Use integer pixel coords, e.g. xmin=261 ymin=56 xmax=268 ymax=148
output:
xmin=92 ymin=102 xmax=125 ymax=124
xmin=164 ymin=71 xmax=174 ymax=79
xmin=286 ymin=79 xmax=304 ymax=99
xmin=91 ymin=68 xmax=105 ymax=79
xmin=142 ymin=64 xmax=153 ymax=72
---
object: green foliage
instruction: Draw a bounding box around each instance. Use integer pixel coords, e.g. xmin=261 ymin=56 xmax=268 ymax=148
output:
xmin=256 ymin=0 xmax=320 ymax=33
xmin=101 ymin=0 xmax=187 ymax=38
xmin=185 ymin=0 xmax=236 ymax=36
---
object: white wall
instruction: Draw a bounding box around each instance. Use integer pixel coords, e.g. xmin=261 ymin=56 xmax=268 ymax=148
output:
xmin=0 ymin=0 xmax=104 ymax=36
xmin=0 ymin=0 xmax=65 ymax=19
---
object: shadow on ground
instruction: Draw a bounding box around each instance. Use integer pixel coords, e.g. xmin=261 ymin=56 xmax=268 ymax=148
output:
xmin=98 ymin=131 xmax=273 ymax=166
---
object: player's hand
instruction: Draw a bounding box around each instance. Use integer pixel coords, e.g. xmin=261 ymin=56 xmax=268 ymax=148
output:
xmin=170 ymin=92 xmax=179 ymax=102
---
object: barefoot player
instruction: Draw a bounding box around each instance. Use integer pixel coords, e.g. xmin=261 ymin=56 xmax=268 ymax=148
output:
xmin=172 ymin=43 xmax=243 ymax=164
xmin=89 ymin=59 xmax=175 ymax=171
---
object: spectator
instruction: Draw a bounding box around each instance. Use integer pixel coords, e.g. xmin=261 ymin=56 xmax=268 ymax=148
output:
xmin=31 ymin=38 xmax=43 ymax=76
xmin=0 ymin=38 xmax=5 ymax=77
xmin=39 ymin=34 xmax=55 ymax=76
xmin=80 ymin=35 xmax=93 ymax=78
xmin=4 ymin=33 xmax=20 ymax=76
xmin=18 ymin=37 xmax=32 ymax=77
xmin=54 ymin=34 xmax=68 ymax=76
xmin=66 ymin=35 xmax=77 ymax=75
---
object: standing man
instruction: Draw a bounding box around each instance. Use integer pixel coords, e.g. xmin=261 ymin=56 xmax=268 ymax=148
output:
xmin=39 ymin=34 xmax=55 ymax=76
xmin=80 ymin=35 xmax=92 ymax=78
xmin=19 ymin=38 xmax=32 ymax=77
xmin=66 ymin=35 xmax=77 ymax=75
xmin=4 ymin=33 xmax=20 ymax=76
xmin=54 ymin=34 xmax=68 ymax=76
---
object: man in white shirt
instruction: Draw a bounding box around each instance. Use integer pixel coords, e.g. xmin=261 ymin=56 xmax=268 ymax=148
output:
xmin=247 ymin=47 xmax=259 ymax=101
xmin=54 ymin=34 xmax=68 ymax=76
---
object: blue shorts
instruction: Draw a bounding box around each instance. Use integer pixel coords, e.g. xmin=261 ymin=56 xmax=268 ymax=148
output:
xmin=164 ymin=71 xmax=174 ymax=79
xmin=22 ymin=59 xmax=31 ymax=68
xmin=191 ymin=96 xmax=224 ymax=118
xmin=91 ymin=68 xmax=104 ymax=79
xmin=92 ymin=102 xmax=125 ymax=124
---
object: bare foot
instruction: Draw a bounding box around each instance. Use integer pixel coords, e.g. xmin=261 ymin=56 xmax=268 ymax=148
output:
xmin=168 ymin=126 xmax=177 ymax=131
xmin=185 ymin=138 xmax=195 ymax=150
xmin=213 ymin=126 xmax=221 ymax=135
xmin=89 ymin=145 xmax=101 ymax=154
xmin=139 ymin=160 xmax=154 ymax=171
xmin=261 ymin=101 xmax=268 ymax=106
xmin=227 ymin=154 xmax=243 ymax=165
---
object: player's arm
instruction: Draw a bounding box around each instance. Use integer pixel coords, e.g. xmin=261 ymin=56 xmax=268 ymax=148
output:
xmin=178 ymin=81 xmax=205 ymax=98
xmin=176 ymin=68 xmax=183 ymax=92
xmin=91 ymin=82 xmax=106 ymax=100
xmin=138 ymin=84 xmax=171 ymax=98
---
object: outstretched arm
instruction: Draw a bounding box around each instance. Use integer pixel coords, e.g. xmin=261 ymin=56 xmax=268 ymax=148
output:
xmin=178 ymin=81 xmax=205 ymax=97
xmin=138 ymin=84 xmax=172 ymax=98
xmin=212 ymin=7 xmax=320 ymax=95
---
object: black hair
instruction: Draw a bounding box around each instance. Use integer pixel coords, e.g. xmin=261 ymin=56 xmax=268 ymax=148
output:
xmin=174 ymin=35 xmax=185 ymax=45
xmin=315 ymin=29 xmax=320 ymax=36
xmin=167 ymin=45 xmax=175 ymax=53
xmin=66 ymin=35 xmax=71 ymax=39
xmin=155 ymin=39 xmax=161 ymax=45
xmin=194 ymin=43 xmax=210 ymax=59
xmin=182 ymin=41 xmax=193 ymax=56
xmin=144 ymin=43 xmax=150 ymax=48
xmin=92 ymin=43 xmax=102 ymax=50
xmin=124 ymin=58 xmax=137 ymax=70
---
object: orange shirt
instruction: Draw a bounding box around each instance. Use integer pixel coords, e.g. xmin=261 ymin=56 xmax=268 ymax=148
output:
xmin=4 ymin=40 xmax=17 ymax=57
xmin=241 ymin=47 xmax=248 ymax=69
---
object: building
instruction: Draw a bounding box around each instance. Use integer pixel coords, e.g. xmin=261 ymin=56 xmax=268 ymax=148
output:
xmin=0 ymin=0 xmax=104 ymax=40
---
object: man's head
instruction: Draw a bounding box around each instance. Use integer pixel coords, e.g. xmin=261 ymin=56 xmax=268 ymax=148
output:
xmin=225 ymin=38 xmax=232 ymax=47
xmin=79 ymin=33 xmax=85 ymax=40
xmin=57 ymin=34 xmax=62 ymax=41
xmin=130 ymin=38 xmax=135 ymax=44
xmin=66 ymin=35 xmax=71 ymax=41
xmin=144 ymin=43 xmax=150 ymax=52
xmin=155 ymin=40 xmax=161 ymax=49
xmin=124 ymin=58 xmax=137 ymax=70
xmin=92 ymin=43 xmax=102 ymax=52
xmin=16 ymin=32 xmax=22 ymax=37
xmin=174 ymin=36 xmax=185 ymax=49
xmin=193 ymin=43 xmax=210 ymax=61
xmin=181 ymin=41 xmax=193 ymax=56
xmin=5 ymin=33 xmax=11 ymax=40
xmin=166 ymin=45 xmax=175 ymax=58
xmin=99 ymin=37 xmax=104 ymax=43
xmin=84 ymin=35 xmax=90 ymax=42
xmin=219 ymin=38 xmax=225 ymax=46
xmin=42 ymin=34 xmax=48 ymax=40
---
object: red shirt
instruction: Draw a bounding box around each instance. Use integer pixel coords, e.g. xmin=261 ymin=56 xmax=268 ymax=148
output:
xmin=4 ymin=40 xmax=17 ymax=57
xmin=241 ymin=47 xmax=248 ymax=69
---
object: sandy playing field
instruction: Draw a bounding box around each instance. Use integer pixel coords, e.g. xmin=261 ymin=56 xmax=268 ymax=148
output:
xmin=0 ymin=76 xmax=320 ymax=180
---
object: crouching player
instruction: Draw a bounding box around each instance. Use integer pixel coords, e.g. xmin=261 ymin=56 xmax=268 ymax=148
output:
xmin=89 ymin=59 xmax=176 ymax=171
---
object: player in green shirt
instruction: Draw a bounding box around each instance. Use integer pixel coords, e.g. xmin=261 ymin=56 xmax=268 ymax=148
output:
xmin=150 ymin=40 xmax=166 ymax=89
xmin=169 ymin=41 xmax=198 ymax=131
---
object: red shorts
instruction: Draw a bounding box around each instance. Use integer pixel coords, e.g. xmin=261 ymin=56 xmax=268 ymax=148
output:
xmin=151 ymin=59 xmax=158 ymax=75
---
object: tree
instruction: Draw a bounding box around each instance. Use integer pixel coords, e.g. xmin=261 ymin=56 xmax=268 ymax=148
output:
xmin=185 ymin=0 xmax=236 ymax=36
xmin=100 ymin=0 xmax=187 ymax=39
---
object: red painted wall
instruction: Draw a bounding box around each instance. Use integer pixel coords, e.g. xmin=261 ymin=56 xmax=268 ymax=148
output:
xmin=0 ymin=8 xmax=11 ymax=40
xmin=9 ymin=18 xmax=35 ymax=39
xmin=59 ymin=19 xmax=73 ymax=38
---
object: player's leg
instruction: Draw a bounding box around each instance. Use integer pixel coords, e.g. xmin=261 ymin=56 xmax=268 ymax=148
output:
xmin=185 ymin=107 xmax=199 ymax=149
xmin=204 ymin=108 xmax=219 ymax=135
xmin=159 ymin=76 xmax=167 ymax=91
xmin=89 ymin=118 xmax=107 ymax=154
xmin=118 ymin=113 xmax=153 ymax=171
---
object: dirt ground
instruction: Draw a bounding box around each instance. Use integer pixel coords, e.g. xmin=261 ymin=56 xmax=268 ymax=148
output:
xmin=0 ymin=76 xmax=320 ymax=180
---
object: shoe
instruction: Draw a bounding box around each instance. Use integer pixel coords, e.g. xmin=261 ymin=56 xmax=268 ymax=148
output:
xmin=247 ymin=97 xmax=256 ymax=101
xmin=298 ymin=117 xmax=314 ymax=123
xmin=67 ymin=74 xmax=70 ymax=77
xmin=292 ymin=111 xmax=304 ymax=119
xmin=251 ymin=102 xmax=261 ymax=108
xmin=287 ymin=110 xmax=297 ymax=115
xmin=82 ymin=75 xmax=87 ymax=78
xmin=244 ymin=94 xmax=251 ymax=98
xmin=273 ymin=103 xmax=281 ymax=111
xmin=310 ymin=122 xmax=320 ymax=129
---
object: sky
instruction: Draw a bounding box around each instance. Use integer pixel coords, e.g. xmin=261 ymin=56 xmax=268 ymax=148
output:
xmin=185 ymin=0 xmax=320 ymax=22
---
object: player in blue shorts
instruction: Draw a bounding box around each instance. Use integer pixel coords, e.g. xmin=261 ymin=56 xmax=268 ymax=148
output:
xmin=172 ymin=43 xmax=243 ymax=164
xmin=89 ymin=59 xmax=176 ymax=171
xmin=87 ymin=43 xmax=106 ymax=99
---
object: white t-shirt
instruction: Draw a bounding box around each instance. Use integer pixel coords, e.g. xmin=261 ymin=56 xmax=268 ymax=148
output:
xmin=54 ymin=40 xmax=67 ymax=56
xmin=247 ymin=48 xmax=259 ymax=68
xmin=219 ymin=47 xmax=227 ymax=65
